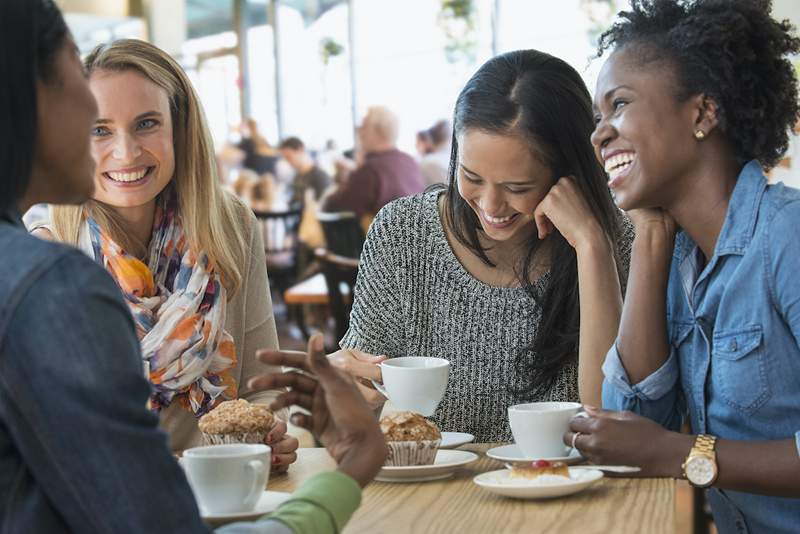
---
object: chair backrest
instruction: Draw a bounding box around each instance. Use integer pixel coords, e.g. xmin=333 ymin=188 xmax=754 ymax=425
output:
xmin=315 ymin=249 xmax=359 ymax=341
xmin=316 ymin=211 xmax=365 ymax=260
xmin=253 ymin=207 xmax=303 ymax=256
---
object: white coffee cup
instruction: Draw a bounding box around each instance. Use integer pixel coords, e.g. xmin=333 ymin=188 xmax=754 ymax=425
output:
xmin=508 ymin=402 xmax=582 ymax=458
xmin=181 ymin=443 xmax=270 ymax=515
xmin=371 ymin=357 xmax=449 ymax=416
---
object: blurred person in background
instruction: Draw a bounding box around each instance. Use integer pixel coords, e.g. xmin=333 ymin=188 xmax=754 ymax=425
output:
xmin=417 ymin=119 xmax=452 ymax=186
xmin=278 ymin=136 xmax=331 ymax=206
xmin=238 ymin=117 xmax=280 ymax=177
xmin=36 ymin=39 xmax=299 ymax=468
xmin=322 ymin=106 xmax=424 ymax=221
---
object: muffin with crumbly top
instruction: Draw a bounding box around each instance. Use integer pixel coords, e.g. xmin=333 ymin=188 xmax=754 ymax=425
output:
xmin=380 ymin=411 xmax=442 ymax=466
xmin=198 ymin=399 xmax=275 ymax=445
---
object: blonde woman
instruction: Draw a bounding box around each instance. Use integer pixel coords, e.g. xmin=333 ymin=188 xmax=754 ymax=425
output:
xmin=36 ymin=39 xmax=299 ymax=469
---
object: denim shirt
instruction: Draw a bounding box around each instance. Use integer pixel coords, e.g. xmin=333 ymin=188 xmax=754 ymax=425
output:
xmin=602 ymin=161 xmax=800 ymax=534
xmin=0 ymin=212 xmax=300 ymax=533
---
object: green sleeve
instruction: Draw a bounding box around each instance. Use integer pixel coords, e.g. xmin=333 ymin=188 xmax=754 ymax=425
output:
xmin=267 ymin=471 xmax=362 ymax=534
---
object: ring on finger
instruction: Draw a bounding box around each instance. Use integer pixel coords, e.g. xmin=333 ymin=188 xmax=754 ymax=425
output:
xmin=571 ymin=431 xmax=582 ymax=450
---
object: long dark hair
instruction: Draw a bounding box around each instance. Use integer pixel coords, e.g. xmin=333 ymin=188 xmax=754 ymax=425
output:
xmin=444 ymin=49 xmax=624 ymax=399
xmin=0 ymin=0 xmax=68 ymax=212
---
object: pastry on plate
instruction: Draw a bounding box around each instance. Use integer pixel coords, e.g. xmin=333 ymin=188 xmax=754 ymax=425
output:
xmin=380 ymin=411 xmax=442 ymax=466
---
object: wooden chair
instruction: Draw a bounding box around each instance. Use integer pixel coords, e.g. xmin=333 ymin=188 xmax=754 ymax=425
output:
xmin=253 ymin=207 xmax=303 ymax=296
xmin=316 ymin=211 xmax=365 ymax=259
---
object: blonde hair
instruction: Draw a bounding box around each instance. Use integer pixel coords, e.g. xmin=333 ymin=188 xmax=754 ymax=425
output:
xmin=51 ymin=39 xmax=247 ymax=297
xmin=364 ymin=106 xmax=399 ymax=146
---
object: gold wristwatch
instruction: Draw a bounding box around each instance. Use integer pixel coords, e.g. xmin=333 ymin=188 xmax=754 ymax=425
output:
xmin=682 ymin=434 xmax=718 ymax=488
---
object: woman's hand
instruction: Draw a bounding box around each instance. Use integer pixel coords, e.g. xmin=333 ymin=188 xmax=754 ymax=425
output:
xmin=533 ymin=177 xmax=608 ymax=254
xmin=249 ymin=335 xmax=386 ymax=487
xmin=264 ymin=420 xmax=299 ymax=473
xmin=328 ymin=348 xmax=387 ymax=410
xmin=563 ymin=406 xmax=692 ymax=477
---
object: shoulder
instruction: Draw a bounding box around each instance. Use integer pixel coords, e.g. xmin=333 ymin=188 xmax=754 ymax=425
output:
xmin=1 ymin=232 xmax=128 ymax=336
xmin=761 ymin=185 xmax=800 ymax=251
xmin=371 ymin=190 xmax=440 ymax=235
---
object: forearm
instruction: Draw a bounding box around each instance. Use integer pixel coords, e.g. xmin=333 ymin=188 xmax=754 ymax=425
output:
xmin=658 ymin=434 xmax=800 ymax=497
xmin=576 ymin=239 xmax=623 ymax=407
xmin=617 ymin=227 xmax=673 ymax=384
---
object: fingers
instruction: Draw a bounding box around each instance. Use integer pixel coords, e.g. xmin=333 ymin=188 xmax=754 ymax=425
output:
xmin=257 ymin=349 xmax=311 ymax=371
xmin=348 ymin=349 xmax=387 ymax=364
xmin=356 ymin=381 xmax=388 ymax=410
xmin=271 ymin=452 xmax=297 ymax=473
xmin=248 ymin=371 xmax=317 ymax=394
xmin=270 ymin=435 xmax=299 ymax=455
xmin=307 ymin=334 xmax=337 ymax=380
xmin=533 ymin=204 xmax=554 ymax=240
xmin=329 ymin=349 xmax=383 ymax=381
xmin=266 ymin=420 xmax=287 ymax=443
xmin=269 ymin=390 xmax=314 ymax=412
xmin=289 ymin=412 xmax=313 ymax=431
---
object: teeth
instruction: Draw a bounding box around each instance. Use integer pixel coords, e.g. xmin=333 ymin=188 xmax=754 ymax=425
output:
xmin=604 ymin=153 xmax=635 ymax=174
xmin=107 ymin=168 xmax=148 ymax=182
xmin=484 ymin=211 xmax=515 ymax=224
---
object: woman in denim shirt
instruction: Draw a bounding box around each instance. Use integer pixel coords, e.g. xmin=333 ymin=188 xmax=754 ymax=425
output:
xmin=565 ymin=1 xmax=800 ymax=533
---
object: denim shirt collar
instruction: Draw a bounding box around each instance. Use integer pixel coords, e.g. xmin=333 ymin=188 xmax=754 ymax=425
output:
xmin=674 ymin=160 xmax=767 ymax=264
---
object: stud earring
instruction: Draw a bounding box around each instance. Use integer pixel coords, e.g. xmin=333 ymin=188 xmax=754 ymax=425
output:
xmin=694 ymin=130 xmax=706 ymax=140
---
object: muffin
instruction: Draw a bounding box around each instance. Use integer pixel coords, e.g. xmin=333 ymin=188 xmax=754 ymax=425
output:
xmin=380 ymin=411 xmax=442 ymax=466
xmin=198 ymin=399 xmax=275 ymax=445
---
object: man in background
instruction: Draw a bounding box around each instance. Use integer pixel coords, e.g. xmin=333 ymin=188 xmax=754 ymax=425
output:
xmin=323 ymin=106 xmax=423 ymax=219
xmin=279 ymin=136 xmax=332 ymax=206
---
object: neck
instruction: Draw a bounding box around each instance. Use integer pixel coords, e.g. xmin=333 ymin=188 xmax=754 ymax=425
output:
xmin=110 ymin=200 xmax=158 ymax=254
xmin=366 ymin=142 xmax=395 ymax=155
xmin=665 ymin=151 xmax=740 ymax=260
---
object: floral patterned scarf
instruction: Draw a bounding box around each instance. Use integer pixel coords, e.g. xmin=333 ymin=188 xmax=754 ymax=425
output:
xmin=86 ymin=192 xmax=237 ymax=416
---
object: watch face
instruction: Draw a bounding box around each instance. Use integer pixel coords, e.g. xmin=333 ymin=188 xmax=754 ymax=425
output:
xmin=686 ymin=456 xmax=716 ymax=486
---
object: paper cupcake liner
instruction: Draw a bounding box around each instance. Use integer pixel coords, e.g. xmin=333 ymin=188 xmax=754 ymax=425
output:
xmin=202 ymin=431 xmax=267 ymax=445
xmin=384 ymin=439 xmax=441 ymax=466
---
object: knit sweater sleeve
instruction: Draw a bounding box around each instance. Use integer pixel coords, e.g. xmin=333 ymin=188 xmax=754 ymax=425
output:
xmin=339 ymin=198 xmax=411 ymax=358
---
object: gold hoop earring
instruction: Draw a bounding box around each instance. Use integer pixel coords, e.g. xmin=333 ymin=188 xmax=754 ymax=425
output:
xmin=694 ymin=130 xmax=706 ymax=140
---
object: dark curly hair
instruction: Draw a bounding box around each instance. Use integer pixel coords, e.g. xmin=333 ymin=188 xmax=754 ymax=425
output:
xmin=597 ymin=0 xmax=800 ymax=169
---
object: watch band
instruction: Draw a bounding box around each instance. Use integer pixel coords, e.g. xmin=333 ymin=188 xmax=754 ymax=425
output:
xmin=694 ymin=434 xmax=717 ymax=454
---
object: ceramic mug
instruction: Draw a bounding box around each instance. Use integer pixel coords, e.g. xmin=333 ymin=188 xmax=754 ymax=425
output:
xmin=371 ymin=357 xmax=450 ymax=416
xmin=508 ymin=402 xmax=582 ymax=458
xmin=181 ymin=443 xmax=270 ymax=515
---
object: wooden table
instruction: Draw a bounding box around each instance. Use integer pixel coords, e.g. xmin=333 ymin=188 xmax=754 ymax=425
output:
xmin=268 ymin=443 xmax=675 ymax=534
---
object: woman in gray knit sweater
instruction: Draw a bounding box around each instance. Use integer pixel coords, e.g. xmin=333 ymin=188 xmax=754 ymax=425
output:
xmin=287 ymin=50 xmax=632 ymax=442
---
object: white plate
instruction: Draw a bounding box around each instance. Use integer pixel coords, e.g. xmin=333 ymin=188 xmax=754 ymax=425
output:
xmin=440 ymin=432 xmax=475 ymax=449
xmin=376 ymin=450 xmax=479 ymax=482
xmin=486 ymin=444 xmax=583 ymax=465
xmin=473 ymin=468 xmax=603 ymax=499
xmin=201 ymin=491 xmax=291 ymax=527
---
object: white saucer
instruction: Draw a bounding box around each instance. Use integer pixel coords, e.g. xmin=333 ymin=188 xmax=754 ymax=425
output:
xmin=486 ymin=444 xmax=583 ymax=465
xmin=473 ymin=467 xmax=603 ymax=499
xmin=201 ymin=491 xmax=292 ymax=527
xmin=440 ymin=432 xmax=475 ymax=449
xmin=376 ymin=449 xmax=479 ymax=482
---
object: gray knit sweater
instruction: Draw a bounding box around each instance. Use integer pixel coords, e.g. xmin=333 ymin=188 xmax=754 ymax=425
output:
xmin=341 ymin=191 xmax=631 ymax=442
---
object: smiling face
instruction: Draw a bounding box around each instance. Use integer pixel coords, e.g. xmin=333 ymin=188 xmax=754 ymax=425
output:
xmin=457 ymin=129 xmax=553 ymax=243
xmin=89 ymin=69 xmax=175 ymax=211
xmin=591 ymin=46 xmax=702 ymax=210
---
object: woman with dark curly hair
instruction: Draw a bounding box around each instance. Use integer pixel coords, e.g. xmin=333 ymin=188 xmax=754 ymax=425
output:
xmin=564 ymin=1 xmax=800 ymax=532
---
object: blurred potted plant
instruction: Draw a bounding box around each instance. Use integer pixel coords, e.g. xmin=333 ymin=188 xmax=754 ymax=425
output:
xmin=438 ymin=0 xmax=477 ymax=64
xmin=320 ymin=36 xmax=344 ymax=65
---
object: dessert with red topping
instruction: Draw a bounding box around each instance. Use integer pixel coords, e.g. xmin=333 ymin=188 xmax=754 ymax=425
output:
xmin=509 ymin=459 xmax=569 ymax=480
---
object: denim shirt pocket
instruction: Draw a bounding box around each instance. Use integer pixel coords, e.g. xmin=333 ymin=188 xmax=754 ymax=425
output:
xmin=712 ymin=325 xmax=770 ymax=414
